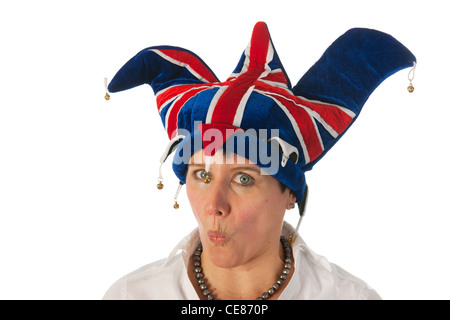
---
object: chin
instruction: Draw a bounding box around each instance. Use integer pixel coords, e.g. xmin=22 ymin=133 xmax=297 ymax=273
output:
xmin=204 ymin=243 xmax=242 ymax=269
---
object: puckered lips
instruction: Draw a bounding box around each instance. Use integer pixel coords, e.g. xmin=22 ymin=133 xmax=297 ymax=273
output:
xmin=207 ymin=230 xmax=229 ymax=245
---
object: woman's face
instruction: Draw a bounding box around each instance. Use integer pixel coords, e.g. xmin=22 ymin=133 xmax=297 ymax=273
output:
xmin=186 ymin=151 xmax=296 ymax=269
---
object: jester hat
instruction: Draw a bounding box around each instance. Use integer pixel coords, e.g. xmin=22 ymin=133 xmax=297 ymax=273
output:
xmin=107 ymin=22 xmax=416 ymax=204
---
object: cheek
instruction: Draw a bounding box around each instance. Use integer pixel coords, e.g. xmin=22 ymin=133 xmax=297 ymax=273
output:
xmin=232 ymin=194 xmax=278 ymax=228
xmin=242 ymin=191 xmax=288 ymax=228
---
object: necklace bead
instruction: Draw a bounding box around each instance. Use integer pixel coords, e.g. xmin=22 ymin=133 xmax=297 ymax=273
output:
xmin=192 ymin=236 xmax=293 ymax=300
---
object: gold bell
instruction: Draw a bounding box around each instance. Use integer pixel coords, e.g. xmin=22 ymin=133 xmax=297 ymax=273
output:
xmin=173 ymin=201 xmax=179 ymax=209
xmin=157 ymin=181 xmax=164 ymax=190
xmin=104 ymin=78 xmax=111 ymax=100
xmin=288 ymin=235 xmax=296 ymax=243
xmin=407 ymin=84 xmax=414 ymax=93
xmin=201 ymin=171 xmax=211 ymax=184
xmin=203 ymin=174 xmax=211 ymax=184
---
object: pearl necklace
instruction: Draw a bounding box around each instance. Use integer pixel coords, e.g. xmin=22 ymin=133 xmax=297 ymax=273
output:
xmin=192 ymin=236 xmax=293 ymax=300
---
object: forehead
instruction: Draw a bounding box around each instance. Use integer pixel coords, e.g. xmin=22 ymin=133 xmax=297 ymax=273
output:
xmin=189 ymin=150 xmax=259 ymax=170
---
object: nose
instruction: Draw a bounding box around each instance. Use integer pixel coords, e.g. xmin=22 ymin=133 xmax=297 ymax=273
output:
xmin=205 ymin=181 xmax=231 ymax=217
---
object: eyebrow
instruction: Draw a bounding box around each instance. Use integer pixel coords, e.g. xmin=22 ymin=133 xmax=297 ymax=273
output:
xmin=231 ymin=166 xmax=261 ymax=175
xmin=188 ymin=164 xmax=205 ymax=169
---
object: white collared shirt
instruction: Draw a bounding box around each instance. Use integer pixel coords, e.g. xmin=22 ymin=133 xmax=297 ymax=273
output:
xmin=103 ymin=222 xmax=381 ymax=300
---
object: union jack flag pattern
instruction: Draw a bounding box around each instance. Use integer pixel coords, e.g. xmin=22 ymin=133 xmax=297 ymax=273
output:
xmin=108 ymin=22 xmax=416 ymax=202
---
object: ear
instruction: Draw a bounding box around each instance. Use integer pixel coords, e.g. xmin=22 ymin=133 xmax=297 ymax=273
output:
xmin=289 ymin=189 xmax=297 ymax=205
xmin=108 ymin=46 xmax=219 ymax=95
xmin=285 ymin=189 xmax=297 ymax=210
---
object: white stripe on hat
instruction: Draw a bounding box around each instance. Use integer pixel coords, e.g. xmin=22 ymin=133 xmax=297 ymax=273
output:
xmin=205 ymin=86 xmax=228 ymax=124
xmin=232 ymin=85 xmax=255 ymax=127
xmin=151 ymin=49 xmax=210 ymax=83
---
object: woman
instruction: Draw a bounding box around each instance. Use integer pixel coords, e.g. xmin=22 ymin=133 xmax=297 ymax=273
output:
xmin=103 ymin=22 xmax=416 ymax=300
xmin=104 ymin=150 xmax=380 ymax=300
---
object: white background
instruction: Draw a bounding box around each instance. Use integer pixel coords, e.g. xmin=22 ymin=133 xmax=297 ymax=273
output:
xmin=1 ymin=0 xmax=449 ymax=300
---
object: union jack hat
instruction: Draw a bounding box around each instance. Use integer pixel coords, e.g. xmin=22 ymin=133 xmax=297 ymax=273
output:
xmin=106 ymin=21 xmax=416 ymax=206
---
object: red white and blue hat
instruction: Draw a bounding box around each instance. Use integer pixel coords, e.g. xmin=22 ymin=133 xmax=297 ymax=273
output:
xmin=106 ymin=21 xmax=416 ymax=208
